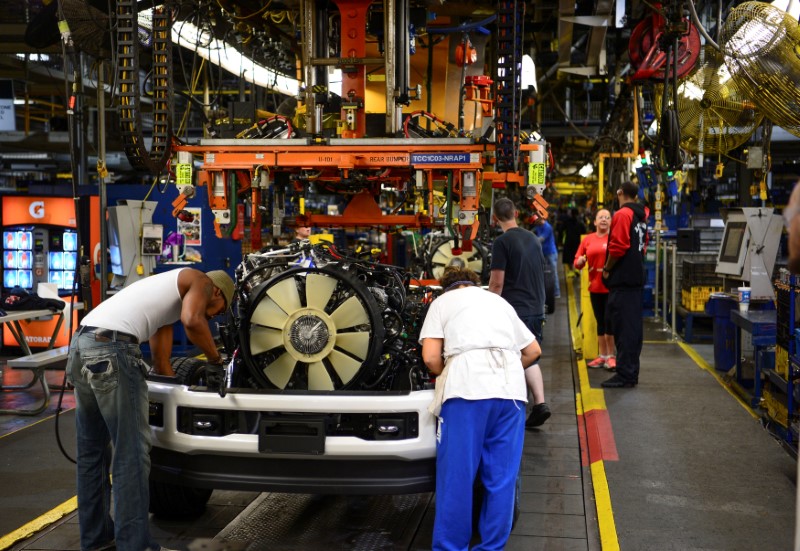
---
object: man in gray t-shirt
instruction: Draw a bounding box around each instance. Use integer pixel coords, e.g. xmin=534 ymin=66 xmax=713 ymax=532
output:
xmin=489 ymin=197 xmax=551 ymax=428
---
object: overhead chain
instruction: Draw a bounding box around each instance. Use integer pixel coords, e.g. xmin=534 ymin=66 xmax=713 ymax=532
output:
xmin=493 ymin=0 xmax=525 ymax=174
xmin=117 ymin=0 xmax=173 ymax=173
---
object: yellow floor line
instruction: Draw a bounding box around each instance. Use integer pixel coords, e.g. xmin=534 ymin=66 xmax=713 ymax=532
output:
xmin=0 ymin=497 xmax=77 ymax=551
xmin=566 ymin=277 xmax=619 ymax=551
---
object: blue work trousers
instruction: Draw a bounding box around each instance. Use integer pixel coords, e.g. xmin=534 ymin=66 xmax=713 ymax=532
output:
xmin=433 ymin=397 xmax=525 ymax=551
xmin=67 ymin=333 xmax=162 ymax=551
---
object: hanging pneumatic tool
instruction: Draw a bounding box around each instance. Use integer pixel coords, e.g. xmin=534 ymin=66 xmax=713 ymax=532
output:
xmin=629 ymin=1 xmax=701 ymax=173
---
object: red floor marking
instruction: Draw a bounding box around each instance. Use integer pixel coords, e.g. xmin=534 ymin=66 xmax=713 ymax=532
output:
xmin=581 ymin=409 xmax=619 ymax=464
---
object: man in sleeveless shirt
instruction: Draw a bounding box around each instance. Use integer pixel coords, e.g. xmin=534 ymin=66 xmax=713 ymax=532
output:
xmin=66 ymin=268 xmax=234 ymax=551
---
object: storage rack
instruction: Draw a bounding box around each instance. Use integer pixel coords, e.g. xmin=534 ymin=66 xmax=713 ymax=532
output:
xmin=765 ymin=271 xmax=799 ymax=449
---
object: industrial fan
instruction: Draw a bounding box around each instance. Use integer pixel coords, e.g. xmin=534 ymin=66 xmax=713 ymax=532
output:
xmin=653 ymin=45 xmax=763 ymax=154
xmin=425 ymin=237 xmax=490 ymax=283
xmin=240 ymin=265 xmax=385 ymax=391
xmin=720 ymin=1 xmax=800 ymax=138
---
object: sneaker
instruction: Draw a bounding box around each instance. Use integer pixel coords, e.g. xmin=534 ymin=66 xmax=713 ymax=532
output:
xmin=605 ymin=357 xmax=616 ymax=371
xmin=601 ymin=375 xmax=636 ymax=388
xmin=586 ymin=357 xmax=606 ymax=369
xmin=526 ymin=402 xmax=551 ymax=428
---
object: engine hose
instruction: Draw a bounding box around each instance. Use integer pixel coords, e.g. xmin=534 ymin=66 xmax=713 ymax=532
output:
xmin=224 ymin=172 xmax=237 ymax=237
xmin=445 ymin=172 xmax=459 ymax=252
xmin=654 ymin=42 xmax=682 ymax=173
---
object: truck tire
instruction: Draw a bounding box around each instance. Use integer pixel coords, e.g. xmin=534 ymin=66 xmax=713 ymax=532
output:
xmin=148 ymin=357 xmax=213 ymax=520
xmin=149 ymin=480 xmax=212 ymax=520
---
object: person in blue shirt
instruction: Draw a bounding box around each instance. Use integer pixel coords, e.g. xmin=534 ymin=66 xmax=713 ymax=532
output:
xmin=534 ymin=216 xmax=560 ymax=298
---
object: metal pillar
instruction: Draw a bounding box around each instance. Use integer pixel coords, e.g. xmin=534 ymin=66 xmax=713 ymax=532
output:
xmin=671 ymin=244 xmax=678 ymax=340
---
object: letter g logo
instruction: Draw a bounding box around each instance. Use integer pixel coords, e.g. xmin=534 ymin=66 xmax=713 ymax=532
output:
xmin=29 ymin=201 xmax=44 ymax=219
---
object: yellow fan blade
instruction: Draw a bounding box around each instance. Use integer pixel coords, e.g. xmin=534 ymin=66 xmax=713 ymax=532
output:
xmin=327 ymin=349 xmax=362 ymax=385
xmin=250 ymin=326 xmax=284 ymax=355
xmin=308 ymin=361 xmax=334 ymax=390
xmin=330 ymin=296 xmax=369 ymax=329
xmin=251 ymin=297 xmax=289 ymax=328
xmin=306 ymin=273 xmax=338 ymax=311
xmin=335 ymin=331 xmax=370 ymax=360
xmin=264 ymin=351 xmax=296 ymax=388
xmin=267 ymin=277 xmax=302 ymax=314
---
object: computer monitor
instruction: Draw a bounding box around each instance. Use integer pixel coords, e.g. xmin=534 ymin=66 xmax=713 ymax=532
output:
xmin=716 ymin=216 xmax=749 ymax=277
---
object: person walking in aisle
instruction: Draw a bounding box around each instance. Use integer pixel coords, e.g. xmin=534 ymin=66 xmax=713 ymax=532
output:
xmin=601 ymin=182 xmax=649 ymax=388
xmin=534 ymin=216 xmax=560 ymax=298
xmin=574 ymin=209 xmax=616 ymax=370
xmin=562 ymin=208 xmax=586 ymax=278
xmin=67 ymin=268 xmax=234 ymax=551
xmin=420 ymin=265 xmax=541 ymax=550
xmin=489 ymin=197 xmax=551 ymax=427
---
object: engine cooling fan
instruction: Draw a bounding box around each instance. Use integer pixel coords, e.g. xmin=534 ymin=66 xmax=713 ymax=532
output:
xmin=240 ymin=265 xmax=384 ymax=391
xmin=426 ymin=237 xmax=489 ymax=283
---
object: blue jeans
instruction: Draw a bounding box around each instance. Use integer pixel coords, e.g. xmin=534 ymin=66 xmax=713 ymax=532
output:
xmin=67 ymin=333 xmax=161 ymax=551
xmin=546 ymin=252 xmax=560 ymax=296
xmin=433 ymin=398 xmax=525 ymax=551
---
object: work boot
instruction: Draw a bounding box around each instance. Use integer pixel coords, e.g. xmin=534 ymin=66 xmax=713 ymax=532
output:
xmin=601 ymin=374 xmax=636 ymax=388
xmin=526 ymin=402 xmax=551 ymax=428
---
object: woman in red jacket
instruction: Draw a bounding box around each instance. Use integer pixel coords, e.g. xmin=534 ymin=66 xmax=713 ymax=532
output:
xmin=574 ymin=209 xmax=616 ymax=370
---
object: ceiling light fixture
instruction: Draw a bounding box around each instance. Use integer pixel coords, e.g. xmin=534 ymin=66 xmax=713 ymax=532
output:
xmin=171 ymin=20 xmax=300 ymax=97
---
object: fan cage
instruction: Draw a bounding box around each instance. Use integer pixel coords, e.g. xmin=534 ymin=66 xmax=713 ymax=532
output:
xmin=652 ymin=45 xmax=762 ymax=155
xmin=720 ymin=1 xmax=800 ymax=138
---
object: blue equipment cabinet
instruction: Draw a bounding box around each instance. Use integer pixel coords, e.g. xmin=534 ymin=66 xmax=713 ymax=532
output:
xmin=106 ymin=184 xmax=241 ymax=356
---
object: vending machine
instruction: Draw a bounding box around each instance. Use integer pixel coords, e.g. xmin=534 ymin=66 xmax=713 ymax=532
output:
xmin=0 ymin=196 xmax=83 ymax=349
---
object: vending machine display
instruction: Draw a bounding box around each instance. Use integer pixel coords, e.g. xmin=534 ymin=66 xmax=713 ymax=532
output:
xmin=2 ymin=230 xmax=34 ymax=291
xmin=0 ymin=195 xmax=92 ymax=349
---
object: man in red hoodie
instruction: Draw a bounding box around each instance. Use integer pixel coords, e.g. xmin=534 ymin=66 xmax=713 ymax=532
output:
xmin=601 ymin=181 xmax=649 ymax=388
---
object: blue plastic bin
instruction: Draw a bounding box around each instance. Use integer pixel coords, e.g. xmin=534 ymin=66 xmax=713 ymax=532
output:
xmin=705 ymin=293 xmax=738 ymax=372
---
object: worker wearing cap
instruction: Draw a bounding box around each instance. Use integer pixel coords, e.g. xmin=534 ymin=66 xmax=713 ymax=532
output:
xmin=66 ymin=268 xmax=233 ymax=551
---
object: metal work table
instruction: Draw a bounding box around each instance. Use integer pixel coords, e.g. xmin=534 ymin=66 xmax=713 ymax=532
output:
xmin=730 ymin=309 xmax=777 ymax=407
xmin=0 ymin=306 xmax=82 ymax=416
